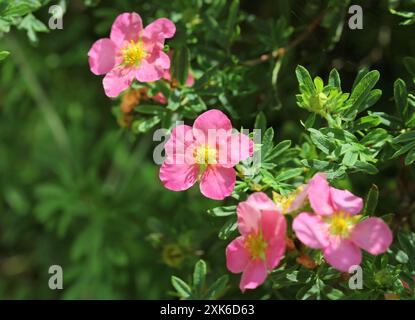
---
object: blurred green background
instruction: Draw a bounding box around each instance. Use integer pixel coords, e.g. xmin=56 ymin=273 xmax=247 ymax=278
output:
xmin=0 ymin=0 xmax=414 ymax=299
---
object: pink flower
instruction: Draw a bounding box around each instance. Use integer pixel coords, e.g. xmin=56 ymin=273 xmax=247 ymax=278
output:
xmin=273 ymin=184 xmax=308 ymax=214
xmin=159 ymin=109 xmax=253 ymax=200
xmin=293 ymin=173 xmax=393 ymax=272
xmin=226 ymin=192 xmax=287 ymax=292
xmin=88 ymin=12 xmax=176 ymax=98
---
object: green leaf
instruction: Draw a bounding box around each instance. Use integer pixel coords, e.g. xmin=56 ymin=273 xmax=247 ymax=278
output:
xmin=393 ymin=131 xmax=415 ymax=143
xmin=218 ymin=217 xmax=237 ymax=240
xmin=171 ymin=276 xmax=192 ymax=299
xmin=265 ymin=140 xmax=291 ymax=162
xmin=3 ymin=0 xmax=41 ymax=17
xmin=308 ymin=128 xmax=333 ymax=154
xmin=261 ymin=127 xmax=274 ymax=158
xmin=328 ymin=68 xmax=341 ymax=89
xmin=394 ymin=79 xmax=408 ymax=120
xmin=218 ymin=93 xmax=239 ymax=119
xmin=153 ymin=80 xmax=171 ymax=100
xmin=275 ymin=168 xmax=303 ymax=182
xmin=395 ymin=250 xmax=409 ymax=264
xmin=404 ymin=147 xmax=415 ymax=165
xmin=364 ymin=184 xmax=379 ymax=215
xmin=132 ymin=116 xmax=160 ymax=133
xmin=254 ymin=111 xmax=267 ymax=133
xmin=167 ymin=89 xmax=181 ymax=111
xmin=172 ymin=46 xmax=190 ymax=86
xmin=342 ymin=151 xmax=358 ymax=167
xmin=226 ymin=0 xmax=239 ymax=33
xmin=302 ymin=113 xmax=316 ymax=129
xmin=353 ymin=161 xmax=378 ymax=174
xmin=314 ymin=76 xmax=324 ymax=91
xmin=352 ymin=68 xmax=369 ymax=90
xmin=134 ymin=104 xmax=165 ymax=115
xmin=205 ymin=275 xmax=228 ymax=300
xmin=397 ymin=233 xmax=415 ymax=270
xmin=193 ymin=260 xmax=207 ymax=294
xmin=390 ymin=9 xmax=415 ymax=25
xmin=353 ymin=115 xmax=382 ymax=131
xmin=0 ymin=50 xmax=9 ymax=61
xmin=327 ymin=288 xmax=345 ymax=300
xmin=207 ymin=205 xmax=236 ymax=217
xmin=348 ymin=70 xmax=380 ymax=113
xmin=403 ymin=57 xmax=415 ymax=78
xmin=392 ymin=141 xmax=415 ymax=158
xmin=18 ymin=13 xmax=49 ymax=43
xmin=296 ymin=65 xmax=316 ymax=95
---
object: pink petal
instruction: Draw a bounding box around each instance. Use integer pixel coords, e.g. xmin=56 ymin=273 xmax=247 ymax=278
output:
xmin=350 ymin=217 xmax=393 ymax=255
xmin=135 ymin=50 xmax=170 ymax=83
xmin=219 ymin=133 xmax=253 ymax=167
xmin=142 ymin=18 xmax=176 ymax=47
xmin=330 ymin=187 xmax=363 ymax=215
xmin=237 ymin=202 xmax=261 ymax=236
xmin=110 ymin=12 xmax=143 ymax=48
xmin=308 ymin=173 xmax=334 ymax=216
xmin=156 ymin=50 xmax=171 ymax=69
xmin=246 ymin=192 xmax=276 ymax=212
xmin=151 ymin=92 xmax=167 ymax=104
xmin=286 ymin=184 xmax=309 ymax=213
xmin=162 ymin=66 xmax=194 ymax=87
xmin=193 ymin=110 xmax=232 ymax=143
xmin=159 ymin=162 xmax=199 ymax=191
xmin=103 ymin=67 xmax=135 ymax=98
xmin=199 ymin=165 xmax=236 ymax=200
xmin=266 ymin=236 xmax=286 ymax=271
xmin=88 ymin=38 xmax=118 ymax=75
xmin=261 ymin=210 xmax=286 ymax=270
xmin=323 ymin=236 xmax=362 ymax=272
xmin=186 ymin=72 xmax=195 ymax=86
xmin=261 ymin=210 xmax=286 ymax=242
xmin=239 ymin=260 xmax=267 ymax=292
xmin=164 ymin=125 xmax=195 ymax=165
xmin=293 ymin=212 xmax=330 ymax=249
xmin=226 ymin=236 xmax=250 ymax=274
xmin=162 ymin=68 xmax=172 ymax=81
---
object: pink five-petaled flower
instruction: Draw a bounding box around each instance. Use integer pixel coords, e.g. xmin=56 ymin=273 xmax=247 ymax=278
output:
xmin=293 ymin=173 xmax=393 ymax=272
xmin=226 ymin=192 xmax=287 ymax=292
xmin=88 ymin=12 xmax=176 ymax=98
xmin=159 ymin=109 xmax=253 ymax=200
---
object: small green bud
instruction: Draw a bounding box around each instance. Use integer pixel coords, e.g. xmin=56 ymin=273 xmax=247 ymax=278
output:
xmin=309 ymin=92 xmax=328 ymax=112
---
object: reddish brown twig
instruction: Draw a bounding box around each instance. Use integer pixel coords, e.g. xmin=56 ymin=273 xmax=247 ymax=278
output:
xmin=241 ymin=10 xmax=327 ymax=67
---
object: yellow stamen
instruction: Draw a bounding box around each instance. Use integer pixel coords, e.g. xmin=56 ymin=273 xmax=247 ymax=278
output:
xmin=245 ymin=233 xmax=268 ymax=260
xmin=193 ymin=145 xmax=217 ymax=164
xmin=121 ymin=40 xmax=146 ymax=66
xmin=326 ymin=212 xmax=361 ymax=237
xmin=272 ymin=186 xmax=304 ymax=214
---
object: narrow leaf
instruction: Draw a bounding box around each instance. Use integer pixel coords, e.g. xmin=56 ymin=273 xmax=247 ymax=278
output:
xmin=193 ymin=260 xmax=207 ymax=294
xmin=394 ymin=78 xmax=408 ymax=120
xmin=364 ymin=184 xmax=379 ymax=215
xmin=296 ymin=65 xmax=316 ymax=95
xmin=172 ymin=46 xmax=190 ymax=86
xmin=171 ymin=276 xmax=192 ymax=299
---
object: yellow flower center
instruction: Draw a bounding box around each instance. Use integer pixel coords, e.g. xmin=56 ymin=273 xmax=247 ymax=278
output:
xmin=245 ymin=233 xmax=268 ymax=260
xmin=326 ymin=212 xmax=361 ymax=237
xmin=121 ymin=40 xmax=146 ymax=66
xmin=273 ymin=186 xmax=304 ymax=214
xmin=193 ymin=145 xmax=217 ymax=164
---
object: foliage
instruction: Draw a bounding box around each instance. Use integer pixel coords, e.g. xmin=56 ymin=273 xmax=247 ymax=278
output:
xmin=0 ymin=0 xmax=415 ymax=300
